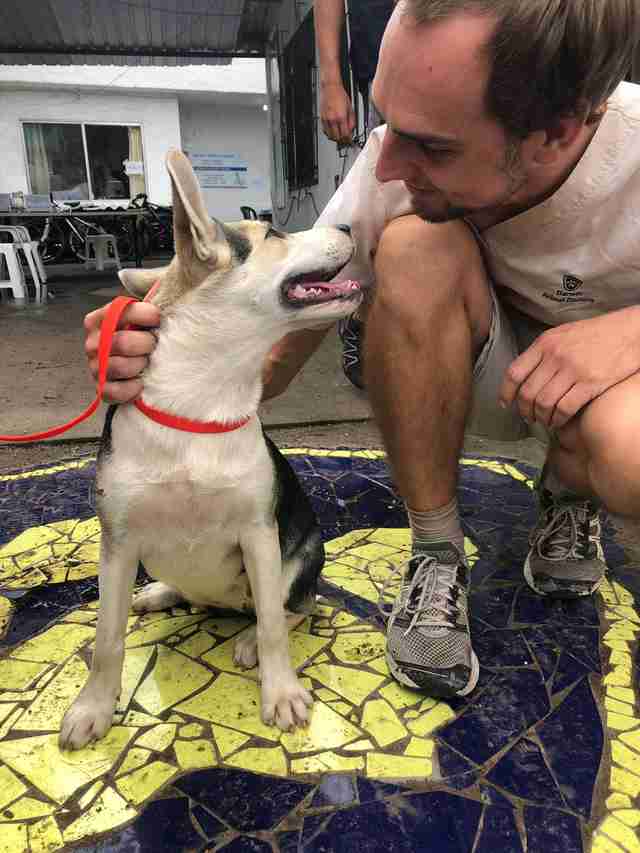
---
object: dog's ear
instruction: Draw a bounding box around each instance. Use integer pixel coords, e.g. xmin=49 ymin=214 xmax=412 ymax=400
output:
xmin=166 ymin=149 xmax=229 ymax=268
xmin=119 ymin=267 xmax=167 ymax=298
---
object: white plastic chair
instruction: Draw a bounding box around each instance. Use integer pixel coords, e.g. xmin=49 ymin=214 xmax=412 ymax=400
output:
xmin=85 ymin=234 xmax=121 ymax=271
xmin=0 ymin=243 xmax=28 ymax=302
xmin=0 ymin=227 xmax=47 ymax=303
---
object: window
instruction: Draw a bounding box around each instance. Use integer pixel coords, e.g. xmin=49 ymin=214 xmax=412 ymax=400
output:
xmin=281 ymin=10 xmax=318 ymax=190
xmin=23 ymin=122 xmax=146 ymax=200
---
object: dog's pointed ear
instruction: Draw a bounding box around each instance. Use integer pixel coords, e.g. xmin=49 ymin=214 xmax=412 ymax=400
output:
xmin=166 ymin=149 xmax=229 ymax=267
xmin=119 ymin=266 xmax=167 ymax=298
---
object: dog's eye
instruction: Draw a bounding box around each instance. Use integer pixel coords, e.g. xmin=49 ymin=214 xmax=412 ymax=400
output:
xmin=266 ymin=227 xmax=285 ymax=240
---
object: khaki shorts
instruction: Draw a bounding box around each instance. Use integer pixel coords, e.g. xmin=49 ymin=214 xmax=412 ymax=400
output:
xmin=468 ymin=285 xmax=550 ymax=442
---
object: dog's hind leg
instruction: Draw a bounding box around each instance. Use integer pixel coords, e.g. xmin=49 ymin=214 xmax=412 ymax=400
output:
xmin=60 ymin=536 xmax=138 ymax=750
xmin=132 ymin=581 xmax=184 ymax=613
xmin=233 ymin=612 xmax=306 ymax=670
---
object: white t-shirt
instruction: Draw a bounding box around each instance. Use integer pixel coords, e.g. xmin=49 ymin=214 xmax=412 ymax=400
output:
xmin=316 ymin=81 xmax=640 ymax=326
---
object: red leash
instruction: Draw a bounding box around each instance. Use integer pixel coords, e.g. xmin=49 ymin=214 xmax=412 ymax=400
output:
xmin=0 ymin=291 xmax=250 ymax=443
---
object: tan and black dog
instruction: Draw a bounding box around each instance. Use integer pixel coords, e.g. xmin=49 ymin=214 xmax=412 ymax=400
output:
xmin=59 ymin=149 xmax=361 ymax=750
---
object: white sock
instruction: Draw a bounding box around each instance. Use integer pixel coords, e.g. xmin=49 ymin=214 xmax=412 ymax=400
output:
xmin=407 ymin=498 xmax=465 ymax=556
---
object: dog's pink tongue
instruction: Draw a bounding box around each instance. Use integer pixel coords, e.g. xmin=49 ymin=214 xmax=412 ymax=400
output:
xmin=289 ymin=279 xmax=361 ymax=301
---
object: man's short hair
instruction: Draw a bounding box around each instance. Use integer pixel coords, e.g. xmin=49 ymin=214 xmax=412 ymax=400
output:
xmin=404 ymin=0 xmax=639 ymax=138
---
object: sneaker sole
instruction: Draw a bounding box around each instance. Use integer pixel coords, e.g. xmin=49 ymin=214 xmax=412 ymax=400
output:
xmin=385 ymin=647 xmax=480 ymax=698
xmin=523 ymin=554 xmax=603 ymax=598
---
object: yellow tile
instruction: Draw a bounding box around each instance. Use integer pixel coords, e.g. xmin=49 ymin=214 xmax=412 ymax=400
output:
xmin=0 ymin=727 xmax=136 ymax=803
xmin=344 ymin=739 xmax=375 ymax=752
xmin=135 ymin=723 xmax=176 ymax=752
xmin=613 ymin=741 xmax=640 ymax=775
xmin=211 ymin=725 xmax=250 ymax=758
xmin=331 ymin=702 xmax=353 ymax=716
xmin=11 ymin=624 xmax=94 ymax=664
xmin=202 ymin=631 xmax=329 ymax=678
xmin=609 ymin=651 xmax=634 ymax=667
xmin=115 ymin=760 xmax=176 ymax=805
xmin=175 ymin=631 xmax=217 ymax=659
xmin=0 ymin=596 xmax=13 ymax=635
xmin=14 ymin=655 xmax=88 ymax=731
xmin=314 ymin=619 xmax=332 ymax=629
xmin=176 ymin=673 xmax=279 ymax=741
xmin=78 ymin=780 xmax=103 ymax=809
xmin=608 ymin=794 xmax=633 ymax=810
xmin=368 ymin=657 xmax=390 ymax=676
xmin=2 ymin=568 xmax=48 ymax=589
xmin=29 ymin=815 xmax=64 ymax=853
xmin=600 ymin=815 xmax=640 ymax=852
xmin=613 ymin=583 xmax=635 ymax=606
xmin=116 ymin=747 xmax=151 ymax=777
xmin=70 ymin=517 xmax=101 ymax=543
xmin=605 ymin=625 xmax=638 ymax=643
xmin=64 ymin=786 xmax=136 ymax=843
xmin=369 ymin=529 xmax=411 ymax=549
xmin=361 ymin=698 xmax=407 ymax=748
xmin=200 ymin=615 xmax=251 ymax=638
xmin=0 ymin=525 xmax=59 ymax=559
xmin=608 ymin=641 xmax=632 ymax=652
xmin=175 ymin=738 xmax=217 ymax=771
xmin=609 ymin=714 xmax=640 ymax=732
xmin=605 ymin=670 xmax=634 ymax=689
xmin=118 ymin=646 xmax=156 ymax=712
xmin=420 ymin=698 xmax=438 ymax=712
xmin=611 ymin=766 xmax=640 ymax=798
xmin=328 ymin=450 xmax=352 ymax=458
xmin=321 ymin=567 xmax=380 ymax=604
xmin=366 ymin=752 xmax=432 ymax=780
xmin=0 ymin=823 xmax=27 ymax=853
xmin=0 ymin=707 xmax=24 ymax=739
xmin=4 ymin=796 xmax=55 ymax=819
xmin=134 ymin=646 xmax=213 ymax=715
xmin=316 ymin=688 xmax=341 ymax=702
xmin=379 ymin=681 xmax=422 ymax=710
xmin=125 ymin=615 xmax=206 ymax=647
xmin=0 ymin=764 xmax=27 ymax=810
xmin=405 ymin=738 xmax=435 ymax=758
xmin=609 ymin=688 xmax=636 ymax=704
xmin=299 ymin=677 xmax=313 ymax=689
xmin=227 ymin=746 xmax=287 ymax=777
xmin=621 ymin=730 xmax=640 ymax=753
xmin=332 ymin=612 xmax=359 ymax=627
xmin=324 ymin=529 xmax=372 ymax=555
xmin=281 ymin=700 xmax=363 ymax=753
xmin=0 ymin=659 xmax=50 ymax=690
xmin=302 ymin=663 xmax=385 ymax=706
xmin=179 ymin=722 xmax=204 ymax=738
xmin=503 ymin=463 xmax=528 ymax=482
xmin=611 ymin=608 xmax=640 ymax=626
xmin=121 ymin=711 xmax=162 ymax=727
xmin=331 ymin=633 xmax=386 ymax=666
xmin=0 ymin=702 xmax=17 ymax=725
xmin=606 ymin=697 xmax=636 ymax=717
xmin=614 ymin=810 xmax=640 ymax=829
xmin=407 ymin=703 xmax=455 ymax=737
xmin=592 ymin=834 xmax=625 ymax=853
xmin=291 ymin=752 xmax=364 ymax=774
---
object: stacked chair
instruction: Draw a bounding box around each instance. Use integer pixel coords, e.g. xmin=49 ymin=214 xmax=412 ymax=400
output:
xmin=0 ymin=225 xmax=48 ymax=304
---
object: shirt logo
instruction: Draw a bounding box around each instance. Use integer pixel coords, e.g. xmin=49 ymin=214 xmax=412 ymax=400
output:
xmin=562 ymin=274 xmax=583 ymax=292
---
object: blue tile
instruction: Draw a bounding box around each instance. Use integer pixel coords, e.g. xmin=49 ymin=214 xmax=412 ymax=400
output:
xmin=473 ymin=630 xmax=533 ymax=668
xmin=278 ymin=831 xmax=302 ymax=853
xmin=513 ymin=588 xmax=599 ymax=627
xmin=529 ymin=642 xmax=559 ymax=683
xmin=474 ymin=806 xmax=523 ymax=853
xmin=219 ymin=838 xmax=273 ymax=853
xmin=478 ymin=784 xmax=516 ymax=809
xmin=487 ymin=738 xmax=564 ymax=807
xmin=524 ymin=807 xmax=584 ymax=853
xmin=468 ymin=586 xmax=518 ymax=629
xmin=175 ymin=769 xmax=312 ymax=832
xmin=301 ymin=813 xmax=328 ymax=847
xmin=439 ymin=670 xmax=549 ymax=765
xmin=536 ymin=679 xmax=603 ymax=818
xmin=192 ymin=803 xmax=227 ymax=839
xmin=437 ymin=743 xmax=478 ymax=785
xmin=523 ymin=626 xmax=600 ymax=673
xmin=311 ymin=775 xmax=357 ymax=808
xmin=356 ymin=778 xmax=405 ymax=804
xmin=552 ymin=652 xmax=591 ymax=694
xmin=306 ymin=793 xmax=482 ymax=853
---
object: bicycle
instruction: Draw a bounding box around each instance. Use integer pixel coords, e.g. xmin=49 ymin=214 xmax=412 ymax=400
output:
xmin=130 ymin=194 xmax=174 ymax=256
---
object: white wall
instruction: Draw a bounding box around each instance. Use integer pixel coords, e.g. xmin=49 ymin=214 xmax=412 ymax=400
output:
xmin=0 ymin=87 xmax=181 ymax=205
xmin=178 ymin=99 xmax=271 ymax=222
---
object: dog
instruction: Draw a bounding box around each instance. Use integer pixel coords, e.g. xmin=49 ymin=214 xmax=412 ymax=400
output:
xmin=59 ymin=149 xmax=362 ymax=750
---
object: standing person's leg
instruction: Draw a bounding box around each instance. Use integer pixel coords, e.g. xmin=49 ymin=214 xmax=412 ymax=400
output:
xmin=364 ymin=214 xmax=500 ymax=696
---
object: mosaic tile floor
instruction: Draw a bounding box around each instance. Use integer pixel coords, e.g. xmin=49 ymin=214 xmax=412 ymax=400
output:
xmin=0 ymin=449 xmax=639 ymax=853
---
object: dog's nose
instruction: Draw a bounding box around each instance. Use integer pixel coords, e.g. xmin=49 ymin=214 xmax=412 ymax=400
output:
xmin=336 ymin=224 xmax=351 ymax=235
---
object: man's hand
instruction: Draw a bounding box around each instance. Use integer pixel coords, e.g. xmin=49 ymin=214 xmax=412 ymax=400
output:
xmin=320 ymin=81 xmax=356 ymax=144
xmin=499 ymin=307 xmax=640 ymax=429
xmin=84 ymin=302 xmax=160 ymax=403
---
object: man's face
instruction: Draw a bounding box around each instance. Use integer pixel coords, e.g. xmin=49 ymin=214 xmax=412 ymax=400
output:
xmin=371 ymin=7 xmax=531 ymax=223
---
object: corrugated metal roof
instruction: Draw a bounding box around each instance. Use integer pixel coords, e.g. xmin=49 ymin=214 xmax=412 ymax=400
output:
xmin=0 ymin=0 xmax=282 ymax=65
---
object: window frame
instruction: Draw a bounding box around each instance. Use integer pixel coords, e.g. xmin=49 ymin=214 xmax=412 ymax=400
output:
xmin=20 ymin=119 xmax=146 ymax=202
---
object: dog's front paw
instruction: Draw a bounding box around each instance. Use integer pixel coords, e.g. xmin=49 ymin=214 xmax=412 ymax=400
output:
xmin=233 ymin=627 xmax=258 ymax=670
xmin=261 ymin=674 xmax=313 ymax=732
xmin=59 ymin=694 xmax=116 ymax=750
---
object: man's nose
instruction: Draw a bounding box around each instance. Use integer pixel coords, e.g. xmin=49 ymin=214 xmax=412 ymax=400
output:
xmin=375 ymin=131 xmax=413 ymax=184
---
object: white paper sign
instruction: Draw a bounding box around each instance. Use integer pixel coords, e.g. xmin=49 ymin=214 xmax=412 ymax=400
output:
xmin=124 ymin=160 xmax=144 ymax=176
xmin=190 ymin=152 xmax=248 ymax=188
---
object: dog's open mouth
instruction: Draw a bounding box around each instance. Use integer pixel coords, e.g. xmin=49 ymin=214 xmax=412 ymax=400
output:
xmin=283 ymin=272 xmax=361 ymax=307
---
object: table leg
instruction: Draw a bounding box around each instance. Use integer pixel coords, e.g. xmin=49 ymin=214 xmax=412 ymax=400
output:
xmin=133 ymin=216 xmax=142 ymax=268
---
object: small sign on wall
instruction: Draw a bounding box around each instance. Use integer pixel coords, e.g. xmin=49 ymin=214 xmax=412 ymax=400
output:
xmin=123 ymin=160 xmax=144 ymax=176
xmin=189 ymin=153 xmax=248 ymax=188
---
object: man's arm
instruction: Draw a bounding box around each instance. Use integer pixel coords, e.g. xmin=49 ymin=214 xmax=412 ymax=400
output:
xmin=314 ymin=0 xmax=356 ymax=144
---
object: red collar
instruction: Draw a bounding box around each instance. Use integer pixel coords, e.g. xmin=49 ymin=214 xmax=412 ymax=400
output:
xmin=0 ymin=281 xmax=251 ymax=443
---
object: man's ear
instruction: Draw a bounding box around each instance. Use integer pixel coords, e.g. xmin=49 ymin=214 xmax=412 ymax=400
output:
xmin=166 ymin=149 xmax=229 ymax=267
xmin=118 ymin=267 xmax=167 ymax=298
xmin=530 ymin=113 xmax=586 ymax=165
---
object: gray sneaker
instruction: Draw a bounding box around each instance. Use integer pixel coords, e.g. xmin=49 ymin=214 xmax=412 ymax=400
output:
xmin=380 ymin=542 xmax=479 ymax=697
xmin=524 ymin=487 xmax=607 ymax=598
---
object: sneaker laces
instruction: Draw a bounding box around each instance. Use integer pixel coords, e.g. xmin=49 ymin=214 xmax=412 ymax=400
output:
xmin=339 ymin=318 xmax=361 ymax=369
xmin=530 ymin=496 xmax=595 ymax=561
xmin=378 ymin=554 xmax=463 ymax=634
